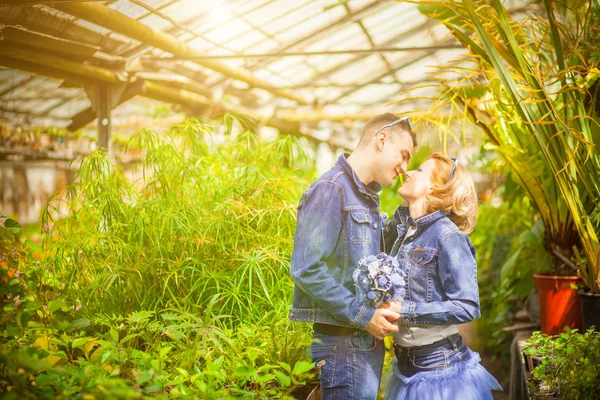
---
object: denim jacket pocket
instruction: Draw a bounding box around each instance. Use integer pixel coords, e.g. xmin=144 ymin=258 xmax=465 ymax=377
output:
xmin=350 ymin=209 xmax=373 ymax=244
xmin=408 ymin=248 xmax=436 ymax=268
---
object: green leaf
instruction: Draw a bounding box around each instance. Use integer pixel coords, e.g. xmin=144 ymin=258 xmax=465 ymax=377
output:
xmin=119 ymin=334 xmax=138 ymax=345
xmin=291 ymin=361 xmax=314 ymax=376
xmin=500 ymin=248 xmax=521 ymax=281
xmin=67 ymin=318 xmax=91 ymax=331
xmin=24 ymin=239 xmax=42 ymax=253
xmin=235 ymin=365 xmax=257 ymax=377
xmin=278 ymin=361 xmax=291 ymax=373
xmin=72 ymin=337 xmax=90 ymax=349
xmin=150 ymin=359 xmax=160 ymax=371
xmin=418 ymin=3 xmax=464 ymax=28
xmin=159 ymin=345 xmax=172 ymax=358
xmin=4 ymin=218 xmax=21 ymax=234
xmin=48 ymin=300 xmax=67 ymax=313
xmin=274 ymin=370 xmax=291 ymax=387
xmin=136 ymin=370 xmax=153 ymax=385
xmin=245 ymin=347 xmax=259 ymax=363
xmin=109 ymin=328 xmax=119 ymax=343
xmin=26 ymin=300 xmax=44 ymax=311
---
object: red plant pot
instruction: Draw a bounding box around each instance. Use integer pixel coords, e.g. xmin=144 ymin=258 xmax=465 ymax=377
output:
xmin=533 ymin=274 xmax=583 ymax=335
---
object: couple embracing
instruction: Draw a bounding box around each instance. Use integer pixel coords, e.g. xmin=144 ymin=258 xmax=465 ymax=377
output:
xmin=289 ymin=114 xmax=502 ymax=400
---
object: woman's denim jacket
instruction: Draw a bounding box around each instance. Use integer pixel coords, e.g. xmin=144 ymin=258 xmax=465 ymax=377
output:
xmin=289 ymin=154 xmax=384 ymax=330
xmin=383 ymin=206 xmax=480 ymax=326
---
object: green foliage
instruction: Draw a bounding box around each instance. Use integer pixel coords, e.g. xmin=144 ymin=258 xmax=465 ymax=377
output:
xmin=524 ymin=328 xmax=600 ymax=400
xmin=41 ymin=118 xmax=313 ymax=322
xmin=1 ymin=117 xmax=318 ymax=398
xmin=471 ymin=195 xmax=538 ymax=355
xmin=411 ymin=0 xmax=600 ymax=288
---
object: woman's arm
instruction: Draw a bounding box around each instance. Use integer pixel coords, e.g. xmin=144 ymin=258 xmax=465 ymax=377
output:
xmin=399 ymin=232 xmax=480 ymax=325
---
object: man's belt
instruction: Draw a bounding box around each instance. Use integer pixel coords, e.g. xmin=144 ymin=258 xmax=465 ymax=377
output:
xmin=313 ymin=323 xmax=360 ymax=336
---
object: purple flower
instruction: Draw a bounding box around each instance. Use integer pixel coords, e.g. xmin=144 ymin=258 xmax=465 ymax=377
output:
xmin=377 ymin=276 xmax=389 ymax=287
xmin=380 ymin=212 xmax=388 ymax=228
xmin=390 ymin=273 xmax=403 ymax=285
xmin=355 ymin=253 xmax=407 ymax=307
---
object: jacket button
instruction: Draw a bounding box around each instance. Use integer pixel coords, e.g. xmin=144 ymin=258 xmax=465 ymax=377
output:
xmin=373 ymin=223 xmax=378 ymax=229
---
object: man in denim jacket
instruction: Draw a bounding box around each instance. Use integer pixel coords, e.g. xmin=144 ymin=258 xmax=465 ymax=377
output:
xmin=289 ymin=113 xmax=417 ymax=399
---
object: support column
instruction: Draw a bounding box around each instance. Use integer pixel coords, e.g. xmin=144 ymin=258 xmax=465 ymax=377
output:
xmin=96 ymin=82 xmax=111 ymax=152
xmin=83 ymin=81 xmax=126 ymax=154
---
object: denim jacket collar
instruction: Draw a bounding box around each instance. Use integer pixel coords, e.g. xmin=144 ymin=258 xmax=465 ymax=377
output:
xmin=336 ymin=153 xmax=382 ymax=199
xmin=396 ymin=207 xmax=448 ymax=235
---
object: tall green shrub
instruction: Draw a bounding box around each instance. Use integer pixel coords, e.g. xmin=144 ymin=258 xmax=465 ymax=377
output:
xmin=42 ymin=118 xmax=314 ymax=323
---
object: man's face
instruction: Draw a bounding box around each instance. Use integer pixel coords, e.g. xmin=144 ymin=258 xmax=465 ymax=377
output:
xmin=375 ymin=130 xmax=414 ymax=187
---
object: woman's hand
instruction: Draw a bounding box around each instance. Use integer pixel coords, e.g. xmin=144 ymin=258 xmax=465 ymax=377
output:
xmin=379 ymin=300 xmax=402 ymax=314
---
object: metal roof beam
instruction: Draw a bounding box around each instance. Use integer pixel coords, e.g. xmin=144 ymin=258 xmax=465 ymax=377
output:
xmin=0 ymin=5 xmax=124 ymax=53
xmin=0 ymin=43 xmax=125 ymax=84
xmin=245 ymin=0 xmax=388 ymax=69
xmin=324 ymin=41 xmax=457 ymax=104
xmin=0 ymin=56 xmax=88 ymax=83
xmin=52 ymin=2 xmax=310 ymax=104
xmin=0 ymin=26 xmax=101 ymax=59
xmin=1 ymin=1 xmax=106 ymax=4
xmin=305 ymin=19 xmax=439 ymax=84
xmin=143 ymin=45 xmax=463 ymax=60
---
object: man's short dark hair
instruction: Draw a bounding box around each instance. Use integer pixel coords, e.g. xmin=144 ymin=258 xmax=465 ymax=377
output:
xmin=357 ymin=113 xmax=417 ymax=149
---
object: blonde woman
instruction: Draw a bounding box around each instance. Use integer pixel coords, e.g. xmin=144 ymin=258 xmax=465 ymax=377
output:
xmin=381 ymin=153 xmax=502 ymax=400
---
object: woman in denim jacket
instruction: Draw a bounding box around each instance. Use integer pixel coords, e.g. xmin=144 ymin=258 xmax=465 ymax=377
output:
xmin=382 ymin=153 xmax=502 ymax=400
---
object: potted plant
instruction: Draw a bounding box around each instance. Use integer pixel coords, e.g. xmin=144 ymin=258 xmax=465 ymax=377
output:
xmin=409 ymin=0 xmax=600 ymax=333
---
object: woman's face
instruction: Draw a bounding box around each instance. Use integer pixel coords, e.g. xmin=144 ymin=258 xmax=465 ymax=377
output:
xmin=397 ymin=158 xmax=435 ymax=203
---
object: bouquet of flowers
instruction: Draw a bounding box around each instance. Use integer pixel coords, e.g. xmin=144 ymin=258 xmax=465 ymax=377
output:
xmin=352 ymin=253 xmax=406 ymax=308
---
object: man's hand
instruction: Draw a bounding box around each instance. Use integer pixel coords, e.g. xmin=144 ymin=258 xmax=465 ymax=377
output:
xmin=365 ymin=308 xmax=400 ymax=340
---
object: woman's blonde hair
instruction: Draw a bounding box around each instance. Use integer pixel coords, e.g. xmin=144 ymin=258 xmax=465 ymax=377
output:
xmin=425 ymin=153 xmax=478 ymax=234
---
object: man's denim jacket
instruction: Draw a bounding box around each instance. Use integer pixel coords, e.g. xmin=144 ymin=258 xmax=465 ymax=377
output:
xmin=289 ymin=154 xmax=383 ymax=330
xmin=383 ymin=206 xmax=480 ymax=326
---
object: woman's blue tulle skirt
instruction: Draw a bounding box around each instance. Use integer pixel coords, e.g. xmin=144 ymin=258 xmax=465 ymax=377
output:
xmin=385 ymin=349 xmax=502 ymax=400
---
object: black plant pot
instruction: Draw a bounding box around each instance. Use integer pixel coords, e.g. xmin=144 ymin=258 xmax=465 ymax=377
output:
xmin=578 ymin=289 xmax=600 ymax=330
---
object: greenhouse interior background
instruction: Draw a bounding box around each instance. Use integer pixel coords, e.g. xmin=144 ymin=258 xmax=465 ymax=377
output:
xmin=1 ymin=0 xmax=599 ymax=399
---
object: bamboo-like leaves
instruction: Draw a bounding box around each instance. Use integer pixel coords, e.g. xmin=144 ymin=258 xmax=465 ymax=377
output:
xmin=43 ymin=116 xmax=314 ymax=323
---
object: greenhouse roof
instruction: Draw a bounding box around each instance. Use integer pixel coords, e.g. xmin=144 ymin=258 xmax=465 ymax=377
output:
xmin=0 ymin=0 xmax=522 ymax=145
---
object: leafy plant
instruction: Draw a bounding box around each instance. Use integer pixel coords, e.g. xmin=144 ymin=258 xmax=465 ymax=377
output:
xmin=1 ymin=116 xmax=318 ymax=397
xmin=524 ymin=327 xmax=600 ymax=400
xmin=407 ymin=0 xmax=600 ymax=289
xmin=471 ymin=195 xmax=538 ymax=354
